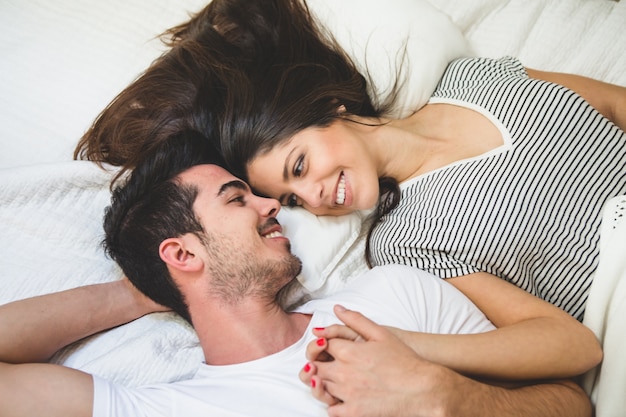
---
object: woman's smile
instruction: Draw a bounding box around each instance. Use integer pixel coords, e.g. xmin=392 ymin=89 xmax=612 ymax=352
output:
xmin=335 ymin=172 xmax=346 ymax=205
xmin=247 ymin=120 xmax=382 ymax=215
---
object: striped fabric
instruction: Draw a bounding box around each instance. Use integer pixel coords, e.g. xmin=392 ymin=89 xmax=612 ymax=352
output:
xmin=371 ymin=57 xmax=626 ymax=321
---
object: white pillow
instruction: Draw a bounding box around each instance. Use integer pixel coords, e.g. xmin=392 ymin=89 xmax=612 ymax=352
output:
xmin=277 ymin=207 xmax=368 ymax=293
xmin=308 ymin=0 xmax=471 ymax=118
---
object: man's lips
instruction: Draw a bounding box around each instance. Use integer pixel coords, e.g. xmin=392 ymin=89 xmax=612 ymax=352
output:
xmin=259 ymin=219 xmax=284 ymax=238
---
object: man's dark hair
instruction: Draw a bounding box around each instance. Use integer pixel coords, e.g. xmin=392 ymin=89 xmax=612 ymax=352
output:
xmin=103 ymin=131 xmax=225 ymax=323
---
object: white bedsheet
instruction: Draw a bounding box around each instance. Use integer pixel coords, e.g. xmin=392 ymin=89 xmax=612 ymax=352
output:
xmin=1 ymin=0 xmax=625 ymax=414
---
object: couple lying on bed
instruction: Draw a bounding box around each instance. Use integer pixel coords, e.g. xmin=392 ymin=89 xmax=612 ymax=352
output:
xmin=3 ymin=0 xmax=626 ymax=415
xmin=0 ymin=132 xmax=581 ymax=417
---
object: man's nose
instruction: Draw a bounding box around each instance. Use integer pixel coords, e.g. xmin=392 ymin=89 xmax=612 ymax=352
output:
xmin=256 ymin=195 xmax=281 ymax=218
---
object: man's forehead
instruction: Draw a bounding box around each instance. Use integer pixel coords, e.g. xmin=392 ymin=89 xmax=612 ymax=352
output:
xmin=180 ymin=164 xmax=233 ymax=184
xmin=179 ymin=164 xmax=248 ymax=195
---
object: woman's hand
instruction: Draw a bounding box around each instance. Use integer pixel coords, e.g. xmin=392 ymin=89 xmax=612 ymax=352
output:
xmin=300 ymin=304 xmax=596 ymax=417
xmin=299 ymin=316 xmax=362 ymax=406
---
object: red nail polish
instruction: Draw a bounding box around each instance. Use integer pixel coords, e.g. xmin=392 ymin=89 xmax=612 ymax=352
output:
xmin=311 ymin=379 xmax=317 ymax=388
xmin=313 ymin=327 xmax=325 ymax=331
xmin=316 ymin=338 xmax=325 ymax=346
xmin=303 ymin=363 xmax=311 ymax=372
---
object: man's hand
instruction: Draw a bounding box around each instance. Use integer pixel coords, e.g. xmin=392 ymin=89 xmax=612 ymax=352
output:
xmin=121 ymin=276 xmax=171 ymax=315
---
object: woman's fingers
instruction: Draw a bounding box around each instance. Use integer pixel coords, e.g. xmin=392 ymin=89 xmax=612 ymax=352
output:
xmin=312 ymin=321 xmax=362 ymax=341
xmin=331 ymin=305 xmax=388 ymax=342
xmin=305 ymin=318 xmax=364 ymax=362
xmin=299 ymin=360 xmax=316 ymax=386
xmin=299 ymin=361 xmax=341 ymax=406
xmin=311 ymin=374 xmax=341 ymax=406
xmin=301 ymin=305 xmax=408 ymax=408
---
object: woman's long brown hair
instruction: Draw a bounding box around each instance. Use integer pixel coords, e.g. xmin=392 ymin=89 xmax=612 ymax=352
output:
xmin=75 ymin=0 xmax=405 ymax=265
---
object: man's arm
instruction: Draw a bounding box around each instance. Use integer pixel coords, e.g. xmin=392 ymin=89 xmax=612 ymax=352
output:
xmin=527 ymin=68 xmax=626 ymax=131
xmin=0 ymin=279 xmax=162 ymax=417
xmin=302 ymin=306 xmax=592 ymax=417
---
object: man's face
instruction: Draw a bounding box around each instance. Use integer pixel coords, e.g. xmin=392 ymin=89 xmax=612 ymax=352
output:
xmin=179 ymin=165 xmax=302 ymax=303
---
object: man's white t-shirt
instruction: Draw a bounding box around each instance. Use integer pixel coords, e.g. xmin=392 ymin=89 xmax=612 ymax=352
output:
xmin=93 ymin=265 xmax=494 ymax=417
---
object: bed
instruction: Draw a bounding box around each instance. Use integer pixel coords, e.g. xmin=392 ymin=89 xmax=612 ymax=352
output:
xmin=1 ymin=0 xmax=625 ymax=414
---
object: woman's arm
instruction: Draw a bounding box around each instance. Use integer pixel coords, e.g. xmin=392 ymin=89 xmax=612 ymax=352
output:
xmin=527 ymin=68 xmax=626 ymax=131
xmin=0 ymin=279 xmax=163 ymax=417
xmin=393 ymin=272 xmax=602 ymax=380
xmin=303 ymin=306 xmax=593 ymax=417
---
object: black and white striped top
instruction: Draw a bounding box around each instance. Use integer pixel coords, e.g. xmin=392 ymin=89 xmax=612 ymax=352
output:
xmin=370 ymin=56 xmax=626 ymax=321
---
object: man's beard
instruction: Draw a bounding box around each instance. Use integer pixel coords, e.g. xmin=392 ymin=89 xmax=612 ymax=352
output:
xmin=203 ymin=233 xmax=303 ymax=305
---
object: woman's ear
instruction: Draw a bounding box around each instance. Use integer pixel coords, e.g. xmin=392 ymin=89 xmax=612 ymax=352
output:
xmin=336 ymin=104 xmax=347 ymax=114
xmin=159 ymin=237 xmax=203 ymax=273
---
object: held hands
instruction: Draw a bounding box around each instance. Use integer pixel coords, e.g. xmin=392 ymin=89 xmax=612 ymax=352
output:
xmin=299 ymin=305 xmax=463 ymax=417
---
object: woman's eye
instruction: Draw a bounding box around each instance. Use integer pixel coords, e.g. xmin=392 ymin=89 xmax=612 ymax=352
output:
xmin=293 ymin=155 xmax=304 ymax=177
xmin=287 ymin=194 xmax=299 ymax=207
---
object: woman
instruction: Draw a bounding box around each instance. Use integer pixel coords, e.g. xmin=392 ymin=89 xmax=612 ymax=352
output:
xmin=210 ymin=0 xmax=626 ymax=392
xmin=225 ymin=55 xmax=625 ymax=412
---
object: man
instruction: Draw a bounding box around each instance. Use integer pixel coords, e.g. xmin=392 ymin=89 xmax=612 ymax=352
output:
xmin=0 ymin=134 xmax=592 ymax=417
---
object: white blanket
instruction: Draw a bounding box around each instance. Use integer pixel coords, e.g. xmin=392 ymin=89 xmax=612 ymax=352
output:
xmin=1 ymin=0 xmax=625 ymax=413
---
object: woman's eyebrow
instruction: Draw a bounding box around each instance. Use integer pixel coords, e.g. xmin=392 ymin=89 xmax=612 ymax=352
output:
xmin=283 ymin=148 xmax=297 ymax=181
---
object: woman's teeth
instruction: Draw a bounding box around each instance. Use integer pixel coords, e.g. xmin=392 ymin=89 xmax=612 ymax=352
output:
xmin=336 ymin=173 xmax=346 ymax=205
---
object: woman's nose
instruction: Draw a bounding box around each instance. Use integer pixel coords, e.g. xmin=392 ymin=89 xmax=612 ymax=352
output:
xmin=301 ymin=182 xmax=324 ymax=208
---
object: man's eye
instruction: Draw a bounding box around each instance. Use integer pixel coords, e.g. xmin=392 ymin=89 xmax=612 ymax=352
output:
xmin=287 ymin=194 xmax=299 ymax=207
xmin=229 ymin=196 xmax=245 ymax=204
xmin=293 ymin=155 xmax=304 ymax=177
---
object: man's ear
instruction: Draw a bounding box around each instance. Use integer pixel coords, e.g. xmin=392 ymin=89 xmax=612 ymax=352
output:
xmin=159 ymin=237 xmax=203 ymax=273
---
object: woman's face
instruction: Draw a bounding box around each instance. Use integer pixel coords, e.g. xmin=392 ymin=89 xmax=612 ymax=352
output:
xmin=246 ymin=120 xmax=380 ymax=216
